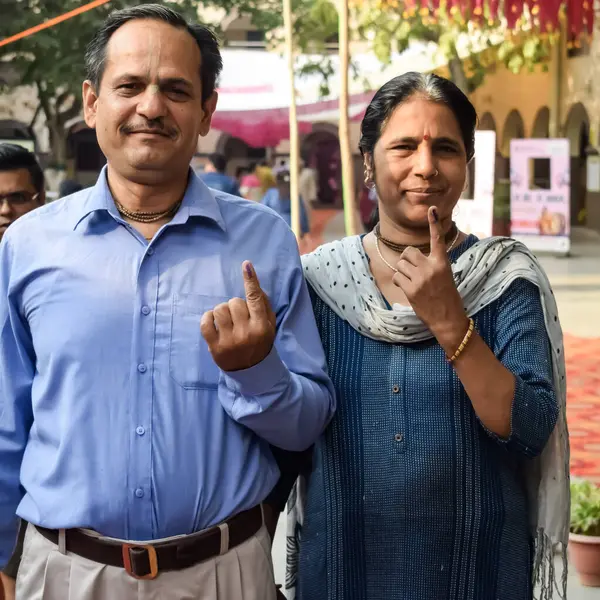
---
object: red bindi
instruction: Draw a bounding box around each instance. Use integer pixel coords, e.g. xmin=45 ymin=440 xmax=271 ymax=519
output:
xmin=423 ymin=134 xmax=430 ymax=141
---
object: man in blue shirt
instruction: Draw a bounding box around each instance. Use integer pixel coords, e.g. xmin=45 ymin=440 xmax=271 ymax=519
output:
xmin=200 ymin=152 xmax=241 ymax=196
xmin=0 ymin=5 xmax=335 ymax=600
xmin=0 ymin=144 xmax=45 ymax=242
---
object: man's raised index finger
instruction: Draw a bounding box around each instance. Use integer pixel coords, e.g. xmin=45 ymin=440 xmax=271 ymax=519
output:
xmin=242 ymin=261 xmax=267 ymax=317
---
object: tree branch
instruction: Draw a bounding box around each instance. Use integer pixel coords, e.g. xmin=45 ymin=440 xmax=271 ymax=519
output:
xmin=55 ymin=90 xmax=71 ymax=112
xmin=57 ymin=95 xmax=82 ymax=127
xmin=35 ymin=80 xmax=54 ymax=125
xmin=446 ymin=42 xmax=471 ymax=94
xmin=28 ymin=101 xmax=42 ymax=128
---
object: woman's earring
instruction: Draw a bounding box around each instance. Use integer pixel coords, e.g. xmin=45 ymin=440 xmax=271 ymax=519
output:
xmin=364 ymin=170 xmax=374 ymax=188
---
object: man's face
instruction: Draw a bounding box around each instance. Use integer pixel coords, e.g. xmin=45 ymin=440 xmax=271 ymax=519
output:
xmin=0 ymin=168 xmax=42 ymax=240
xmin=82 ymin=19 xmax=218 ymax=184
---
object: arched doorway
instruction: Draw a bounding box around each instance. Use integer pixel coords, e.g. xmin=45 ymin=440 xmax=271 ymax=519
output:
xmin=501 ymin=110 xmax=525 ymax=155
xmin=67 ymin=121 xmax=105 ymax=186
xmin=478 ymin=112 xmax=497 ymax=132
xmin=300 ymin=125 xmax=341 ymax=207
xmin=532 ymin=107 xmax=550 ymax=138
xmin=500 ymin=109 xmax=525 ymax=182
xmin=530 ymin=107 xmax=551 ymax=189
xmin=564 ymin=103 xmax=590 ymax=225
xmin=216 ymin=134 xmax=267 ymax=178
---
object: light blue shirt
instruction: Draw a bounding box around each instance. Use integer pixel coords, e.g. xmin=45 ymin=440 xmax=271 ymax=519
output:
xmin=0 ymin=168 xmax=335 ymax=566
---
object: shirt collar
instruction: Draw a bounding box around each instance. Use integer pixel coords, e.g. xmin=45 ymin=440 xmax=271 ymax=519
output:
xmin=71 ymin=166 xmax=227 ymax=232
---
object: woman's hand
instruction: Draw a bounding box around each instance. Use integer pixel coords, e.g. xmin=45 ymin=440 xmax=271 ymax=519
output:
xmin=392 ymin=206 xmax=469 ymax=348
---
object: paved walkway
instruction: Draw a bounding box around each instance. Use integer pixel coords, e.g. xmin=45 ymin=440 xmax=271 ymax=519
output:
xmin=274 ymin=214 xmax=600 ymax=598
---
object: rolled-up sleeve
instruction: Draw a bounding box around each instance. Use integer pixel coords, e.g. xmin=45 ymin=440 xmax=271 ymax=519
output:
xmin=219 ymin=231 xmax=336 ymax=451
xmin=0 ymin=236 xmax=34 ymax=568
xmin=484 ymin=278 xmax=559 ymax=458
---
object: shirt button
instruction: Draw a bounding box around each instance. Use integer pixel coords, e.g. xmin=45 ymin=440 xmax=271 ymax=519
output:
xmin=141 ymin=306 xmax=151 ymax=316
xmin=136 ymin=426 xmax=145 ymax=436
xmin=147 ymin=248 xmax=155 ymax=256
xmin=137 ymin=363 xmax=147 ymax=373
xmin=392 ymin=385 xmax=400 ymax=393
xmin=394 ymin=433 xmax=404 ymax=442
xmin=135 ymin=488 xmax=144 ymax=498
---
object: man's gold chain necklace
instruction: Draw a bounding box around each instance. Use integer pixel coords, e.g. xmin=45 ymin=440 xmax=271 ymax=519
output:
xmin=114 ymin=198 xmax=182 ymax=223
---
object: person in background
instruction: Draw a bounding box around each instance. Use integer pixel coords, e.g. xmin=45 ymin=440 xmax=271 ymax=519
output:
xmin=199 ymin=152 xmax=241 ymax=196
xmin=262 ymin=170 xmax=310 ymax=240
xmin=0 ymin=5 xmax=335 ymax=599
xmin=0 ymin=143 xmax=45 ymax=600
xmin=235 ymin=165 xmax=249 ymax=186
xmin=273 ymin=159 xmax=287 ymax=176
xmin=58 ymin=178 xmax=84 ymax=198
xmin=298 ymin=156 xmax=318 ymax=244
xmin=240 ymin=162 xmax=262 ymax=201
xmin=298 ymin=155 xmax=318 ymax=209
xmin=256 ymin=161 xmax=276 ymax=197
xmin=0 ymin=143 xmax=45 ymax=242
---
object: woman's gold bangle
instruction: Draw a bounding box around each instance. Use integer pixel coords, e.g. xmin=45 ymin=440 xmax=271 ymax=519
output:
xmin=447 ymin=318 xmax=475 ymax=364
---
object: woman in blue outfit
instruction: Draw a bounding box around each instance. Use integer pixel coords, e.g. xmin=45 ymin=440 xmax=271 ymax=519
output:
xmin=262 ymin=170 xmax=310 ymax=238
xmin=284 ymin=73 xmax=570 ymax=600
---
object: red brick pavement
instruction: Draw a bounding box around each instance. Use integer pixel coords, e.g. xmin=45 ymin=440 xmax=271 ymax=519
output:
xmin=565 ymin=334 xmax=600 ymax=482
xmin=299 ymin=208 xmax=339 ymax=255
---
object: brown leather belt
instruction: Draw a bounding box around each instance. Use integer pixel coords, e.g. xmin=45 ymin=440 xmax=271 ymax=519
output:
xmin=35 ymin=504 xmax=263 ymax=580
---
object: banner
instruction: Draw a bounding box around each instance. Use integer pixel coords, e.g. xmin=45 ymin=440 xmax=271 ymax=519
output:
xmin=455 ymin=130 xmax=495 ymax=239
xmin=510 ymin=138 xmax=570 ymax=254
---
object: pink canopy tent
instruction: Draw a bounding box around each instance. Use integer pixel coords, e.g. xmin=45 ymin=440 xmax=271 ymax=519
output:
xmin=211 ymin=91 xmax=375 ymax=148
xmin=211 ymin=104 xmax=312 ymax=148
xmin=212 ymin=50 xmax=376 ymax=148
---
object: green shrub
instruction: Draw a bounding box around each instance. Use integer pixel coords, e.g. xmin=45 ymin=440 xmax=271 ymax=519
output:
xmin=571 ymin=479 xmax=600 ymax=536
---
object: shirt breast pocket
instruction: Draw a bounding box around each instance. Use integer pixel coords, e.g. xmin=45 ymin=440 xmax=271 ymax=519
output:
xmin=169 ymin=293 xmax=229 ymax=390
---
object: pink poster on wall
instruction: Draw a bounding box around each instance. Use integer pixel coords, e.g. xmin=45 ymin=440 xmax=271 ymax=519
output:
xmin=510 ymin=138 xmax=570 ymax=254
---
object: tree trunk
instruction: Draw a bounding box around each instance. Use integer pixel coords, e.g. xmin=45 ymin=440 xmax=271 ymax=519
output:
xmin=338 ymin=0 xmax=357 ymax=236
xmin=49 ymin=122 xmax=68 ymax=168
xmin=447 ymin=48 xmax=470 ymax=94
xmin=282 ymin=0 xmax=301 ymax=239
xmin=36 ymin=82 xmax=80 ymax=169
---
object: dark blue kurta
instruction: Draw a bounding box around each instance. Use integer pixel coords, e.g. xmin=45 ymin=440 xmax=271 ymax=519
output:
xmin=298 ymin=236 xmax=559 ymax=600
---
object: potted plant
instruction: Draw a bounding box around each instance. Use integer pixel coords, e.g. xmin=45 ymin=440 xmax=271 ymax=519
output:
xmin=569 ymin=479 xmax=600 ymax=586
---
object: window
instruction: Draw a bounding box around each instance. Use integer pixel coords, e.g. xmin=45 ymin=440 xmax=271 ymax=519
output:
xmin=529 ymin=157 xmax=551 ymax=190
xmin=246 ymin=30 xmax=265 ymax=43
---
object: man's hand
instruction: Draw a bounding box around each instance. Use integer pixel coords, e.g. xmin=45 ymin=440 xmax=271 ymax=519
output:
xmin=392 ymin=206 xmax=468 ymax=345
xmin=1 ymin=572 xmax=16 ymax=600
xmin=201 ymin=261 xmax=277 ymax=372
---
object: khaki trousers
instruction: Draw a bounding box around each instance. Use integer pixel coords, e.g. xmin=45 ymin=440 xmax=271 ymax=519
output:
xmin=16 ymin=523 xmax=277 ymax=600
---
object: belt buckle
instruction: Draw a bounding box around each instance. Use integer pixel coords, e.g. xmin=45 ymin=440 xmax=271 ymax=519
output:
xmin=122 ymin=543 xmax=159 ymax=580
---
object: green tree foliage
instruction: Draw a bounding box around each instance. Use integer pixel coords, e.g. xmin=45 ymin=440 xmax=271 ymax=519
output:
xmin=0 ymin=0 xmax=199 ymax=166
xmin=353 ymin=1 xmax=553 ymax=93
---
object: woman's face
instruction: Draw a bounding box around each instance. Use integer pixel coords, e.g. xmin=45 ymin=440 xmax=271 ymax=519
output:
xmin=368 ymin=95 xmax=468 ymax=229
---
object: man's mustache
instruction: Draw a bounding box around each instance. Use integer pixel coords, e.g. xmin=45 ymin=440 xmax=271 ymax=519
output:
xmin=121 ymin=122 xmax=177 ymax=138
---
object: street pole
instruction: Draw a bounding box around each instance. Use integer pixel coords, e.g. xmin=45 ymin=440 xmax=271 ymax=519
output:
xmin=338 ymin=0 xmax=357 ymax=236
xmin=283 ymin=0 xmax=301 ymax=239
xmin=549 ymin=6 xmax=566 ymax=138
